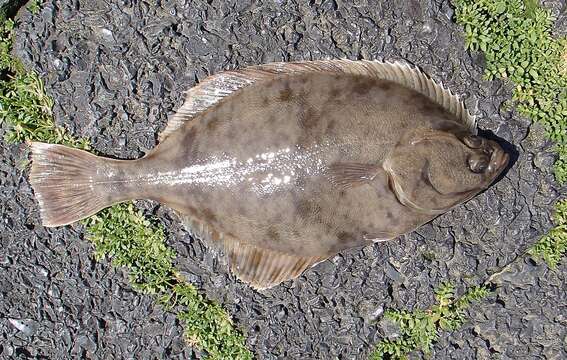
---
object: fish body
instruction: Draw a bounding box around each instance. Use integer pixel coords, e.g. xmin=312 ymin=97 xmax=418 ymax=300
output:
xmin=29 ymin=60 xmax=509 ymax=289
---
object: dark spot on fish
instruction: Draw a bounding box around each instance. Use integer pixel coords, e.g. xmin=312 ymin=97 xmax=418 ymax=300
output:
xmin=229 ymin=250 xmax=237 ymax=264
xmin=201 ymin=208 xmax=217 ymax=224
xmin=337 ymin=231 xmax=352 ymax=243
xmin=228 ymin=96 xmax=236 ymax=112
xmin=411 ymin=93 xmax=445 ymax=114
xmin=386 ymin=211 xmax=399 ymax=226
xmin=210 ymin=230 xmax=221 ymax=242
xmin=295 ymin=199 xmax=313 ymax=219
xmin=377 ymin=80 xmax=392 ymax=91
xmin=266 ymin=79 xmax=278 ymax=88
xmin=237 ymin=204 xmax=248 ymax=216
xmin=266 ymin=226 xmax=281 ymax=242
xmin=206 ymin=117 xmax=220 ymax=132
xmin=420 ymin=101 xmax=443 ymax=114
xmin=178 ymin=126 xmax=198 ymax=160
xmin=181 ymin=126 xmax=196 ymax=147
xmin=185 ymin=205 xmax=199 ymax=216
xmin=325 ymin=119 xmax=337 ymax=135
xmin=262 ymin=97 xmax=270 ymax=105
xmin=104 ymin=192 xmax=115 ymax=204
xmin=353 ymin=78 xmax=376 ymax=95
xmin=298 ymin=104 xmax=319 ymax=130
xmin=430 ymin=196 xmax=440 ymax=207
xmin=329 ymin=87 xmax=341 ymax=99
xmin=278 ymin=88 xmax=293 ymax=102
xmin=227 ymin=124 xmax=237 ymax=140
xmin=338 ymin=190 xmax=346 ymax=198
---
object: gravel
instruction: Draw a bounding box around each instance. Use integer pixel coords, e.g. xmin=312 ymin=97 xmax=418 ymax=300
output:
xmin=2 ymin=0 xmax=566 ymax=358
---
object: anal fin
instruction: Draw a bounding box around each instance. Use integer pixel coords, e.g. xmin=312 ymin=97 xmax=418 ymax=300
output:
xmin=179 ymin=213 xmax=327 ymax=290
xmin=223 ymin=240 xmax=327 ymax=290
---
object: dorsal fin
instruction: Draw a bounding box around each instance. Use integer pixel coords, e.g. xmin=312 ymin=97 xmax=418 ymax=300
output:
xmin=160 ymin=60 xmax=477 ymax=141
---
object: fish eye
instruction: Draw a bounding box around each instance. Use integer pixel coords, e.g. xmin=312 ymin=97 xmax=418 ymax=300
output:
xmin=463 ymin=135 xmax=483 ymax=149
xmin=468 ymin=154 xmax=489 ymax=173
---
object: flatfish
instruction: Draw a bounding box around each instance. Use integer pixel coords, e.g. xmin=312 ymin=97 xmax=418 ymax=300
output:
xmin=29 ymin=60 xmax=509 ymax=289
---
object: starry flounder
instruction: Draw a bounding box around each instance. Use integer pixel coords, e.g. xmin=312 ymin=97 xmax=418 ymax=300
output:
xmin=28 ymin=60 xmax=509 ymax=289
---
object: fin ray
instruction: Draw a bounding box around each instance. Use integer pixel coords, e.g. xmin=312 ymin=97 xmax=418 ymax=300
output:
xmin=327 ymin=162 xmax=381 ymax=188
xmin=224 ymin=239 xmax=327 ymax=290
xmin=29 ymin=142 xmax=120 ymax=227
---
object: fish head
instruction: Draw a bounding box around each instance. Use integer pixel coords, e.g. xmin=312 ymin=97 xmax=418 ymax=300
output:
xmin=383 ymin=129 xmax=509 ymax=215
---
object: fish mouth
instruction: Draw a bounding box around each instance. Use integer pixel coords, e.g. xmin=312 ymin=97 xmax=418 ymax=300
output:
xmin=486 ymin=140 xmax=509 ymax=175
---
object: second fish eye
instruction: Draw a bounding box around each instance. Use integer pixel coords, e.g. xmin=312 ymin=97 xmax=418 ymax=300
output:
xmin=463 ymin=135 xmax=482 ymax=148
xmin=468 ymin=154 xmax=489 ymax=173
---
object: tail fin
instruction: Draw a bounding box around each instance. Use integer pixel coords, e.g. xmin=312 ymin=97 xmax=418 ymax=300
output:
xmin=29 ymin=142 xmax=119 ymax=227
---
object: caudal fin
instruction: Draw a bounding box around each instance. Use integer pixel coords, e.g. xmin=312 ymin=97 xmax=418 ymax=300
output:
xmin=29 ymin=142 xmax=118 ymax=227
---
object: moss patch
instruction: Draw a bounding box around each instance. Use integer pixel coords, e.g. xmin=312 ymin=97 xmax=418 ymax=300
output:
xmin=370 ymin=284 xmax=490 ymax=359
xmin=454 ymin=0 xmax=567 ymax=267
xmin=86 ymin=204 xmax=252 ymax=359
xmin=529 ymin=199 xmax=567 ymax=268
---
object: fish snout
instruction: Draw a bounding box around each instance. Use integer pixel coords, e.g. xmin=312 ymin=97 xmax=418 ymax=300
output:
xmin=485 ymin=140 xmax=509 ymax=174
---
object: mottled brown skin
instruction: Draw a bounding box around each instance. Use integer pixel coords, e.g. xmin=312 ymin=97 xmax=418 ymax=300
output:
xmin=108 ymin=73 xmax=508 ymax=258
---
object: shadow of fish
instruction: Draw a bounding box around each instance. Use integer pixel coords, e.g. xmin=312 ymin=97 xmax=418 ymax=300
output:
xmin=28 ymin=60 xmax=509 ymax=290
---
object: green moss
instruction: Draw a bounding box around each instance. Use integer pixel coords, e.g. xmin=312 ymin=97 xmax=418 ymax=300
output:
xmin=529 ymin=199 xmax=567 ymax=268
xmin=453 ymin=0 xmax=567 ymax=182
xmin=166 ymin=284 xmax=252 ymax=359
xmin=0 ymin=19 xmax=89 ymax=148
xmin=370 ymin=284 xmax=490 ymax=359
xmin=86 ymin=204 xmax=252 ymax=359
xmin=1 ymin=15 xmax=252 ymax=359
xmin=453 ymin=0 xmax=567 ymax=268
xmin=84 ymin=204 xmax=176 ymax=294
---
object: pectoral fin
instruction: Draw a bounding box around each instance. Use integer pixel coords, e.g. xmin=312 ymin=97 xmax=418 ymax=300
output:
xmin=327 ymin=162 xmax=381 ymax=188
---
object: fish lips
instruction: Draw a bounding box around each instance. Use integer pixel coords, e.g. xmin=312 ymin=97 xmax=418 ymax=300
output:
xmin=486 ymin=140 xmax=510 ymax=177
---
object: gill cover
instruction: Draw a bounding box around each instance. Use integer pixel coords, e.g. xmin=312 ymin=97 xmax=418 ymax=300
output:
xmin=383 ymin=130 xmax=483 ymax=215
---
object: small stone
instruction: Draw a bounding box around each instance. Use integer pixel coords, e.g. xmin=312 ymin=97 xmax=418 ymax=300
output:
xmin=376 ymin=317 xmax=400 ymax=340
xmin=8 ymin=318 xmax=37 ymax=337
xmin=357 ymin=300 xmax=383 ymax=323
xmin=0 ymin=344 xmax=14 ymax=356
